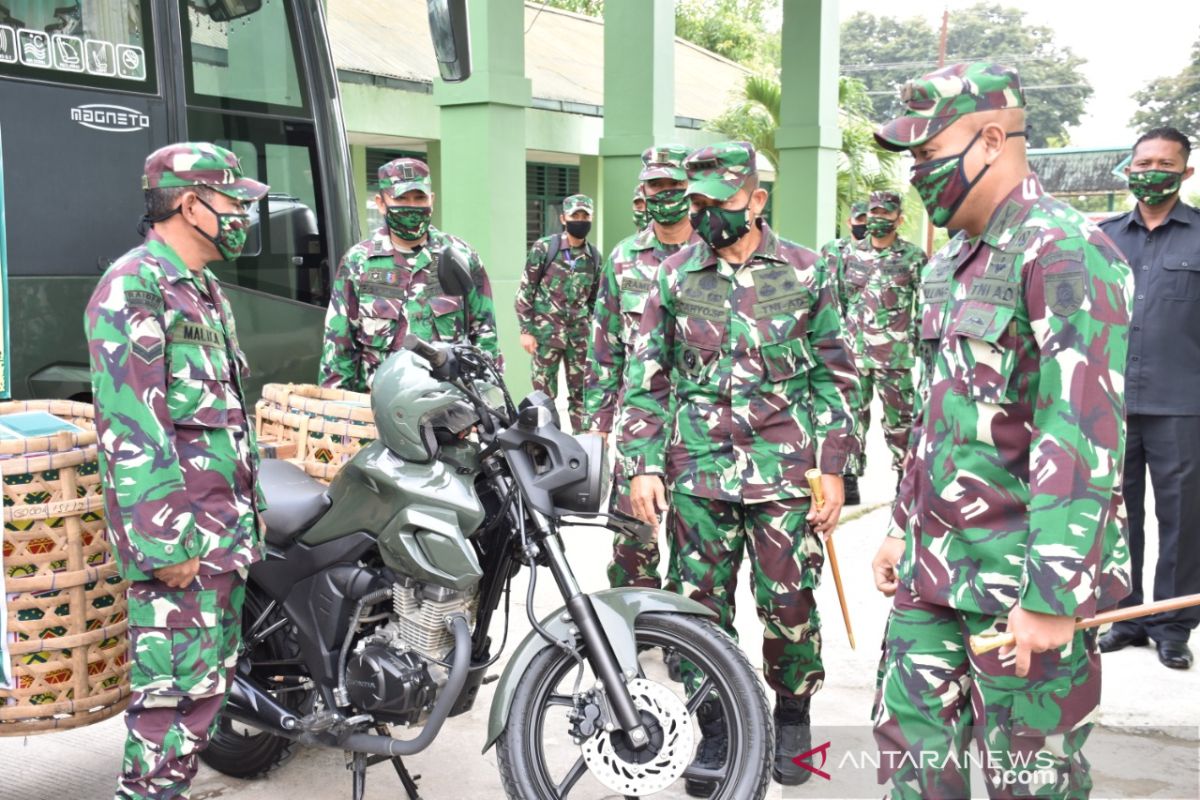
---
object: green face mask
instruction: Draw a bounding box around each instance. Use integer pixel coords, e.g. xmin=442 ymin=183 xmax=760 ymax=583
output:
xmin=194 ymin=195 xmax=251 ymax=261
xmin=1128 ymin=169 xmax=1185 ymax=206
xmin=866 ymin=216 xmax=897 ymax=237
xmin=645 ymin=188 xmax=690 ymax=225
xmin=385 ymin=205 xmax=432 ymax=241
xmin=690 ymin=204 xmax=752 ymax=250
xmin=633 ymin=208 xmax=651 ymax=229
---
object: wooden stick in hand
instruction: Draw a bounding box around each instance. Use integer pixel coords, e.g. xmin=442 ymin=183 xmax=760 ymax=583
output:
xmin=807 ymin=468 xmax=855 ymax=650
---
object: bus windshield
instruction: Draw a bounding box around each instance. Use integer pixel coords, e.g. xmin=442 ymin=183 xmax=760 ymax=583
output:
xmin=185 ymin=0 xmax=306 ymax=112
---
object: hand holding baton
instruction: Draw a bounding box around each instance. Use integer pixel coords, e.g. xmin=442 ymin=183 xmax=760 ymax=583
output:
xmin=806 ymin=468 xmax=855 ymax=650
xmin=969 ymin=594 xmax=1200 ymax=654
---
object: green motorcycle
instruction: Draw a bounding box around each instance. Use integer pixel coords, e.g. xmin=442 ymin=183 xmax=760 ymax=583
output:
xmin=199 ymin=255 xmax=772 ymax=799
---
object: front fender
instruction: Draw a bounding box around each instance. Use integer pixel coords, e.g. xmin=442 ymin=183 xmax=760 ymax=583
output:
xmin=483 ymin=587 xmax=714 ymax=752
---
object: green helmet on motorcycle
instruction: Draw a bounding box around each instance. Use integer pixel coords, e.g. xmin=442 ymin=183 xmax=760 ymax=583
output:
xmin=371 ymin=350 xmax=478 ymax=462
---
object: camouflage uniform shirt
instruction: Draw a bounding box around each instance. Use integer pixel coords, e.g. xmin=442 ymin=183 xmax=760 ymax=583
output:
xmin=836 ymin=236 xmax=927 ymax=369
xmin=85 ymin=231 xmax=264 ymax=582
xmin=516 ymin=233 xmax=600 ymax=349
xmin=319 ymin=226 xmax=499 ymax=392
xmin=618 ymin=221 xmax=862 ymax=503
xmin=585 ymin=226 xmax=702 ymax=432
xmin=888 ymin=174 xmax=1133 ymax=618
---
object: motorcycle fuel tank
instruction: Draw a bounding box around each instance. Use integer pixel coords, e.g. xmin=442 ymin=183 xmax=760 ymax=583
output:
xmin=301 ymin=441 xmax=485 ymax=591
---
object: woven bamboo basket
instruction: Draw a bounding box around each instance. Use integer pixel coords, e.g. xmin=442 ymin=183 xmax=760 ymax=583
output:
xmin=255 ymin=384 xmax=377 ymax=483
xmin=0 ymin=400 xmax=130 ymax=735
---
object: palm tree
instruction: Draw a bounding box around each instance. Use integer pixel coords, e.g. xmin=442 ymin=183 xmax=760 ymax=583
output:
xmin=709 ymin=74 xmax=903 ymax=237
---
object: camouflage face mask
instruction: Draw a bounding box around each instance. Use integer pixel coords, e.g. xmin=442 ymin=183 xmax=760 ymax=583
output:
xmin=910 ymin=129 xmax=1025 ymax=227
xmin=690 ymin=203 xmax=752 ymax=250
xmin=385 ymin=204 xmax=432 ymax=241
xmin=645 ymin=188 xmax=690 ymax=225
xmin=1128 ymin=169 xmax=1184 ymax=205
xmin=866 ymin=216 xmax=897 ymax=237
xmin=194 ymin=195 xmax=251 ymax=260
xmin=633 ymin=208 xmax=651 ymax=230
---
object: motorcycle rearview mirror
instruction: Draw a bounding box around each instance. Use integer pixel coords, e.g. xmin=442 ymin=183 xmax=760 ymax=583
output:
xmin=437 ymin=246 xmax=473 ymax=343
xmin=437 ymin=247 xmax=474 ymax=297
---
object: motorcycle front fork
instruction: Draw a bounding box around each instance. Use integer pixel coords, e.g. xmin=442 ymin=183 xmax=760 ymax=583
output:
xmin=531 ymin=514 xmax=651 ymax=752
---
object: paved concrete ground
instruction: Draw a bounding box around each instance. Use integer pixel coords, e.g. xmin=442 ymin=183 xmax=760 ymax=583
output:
xmin=2 ymin=398 xmax=1197 ymax=798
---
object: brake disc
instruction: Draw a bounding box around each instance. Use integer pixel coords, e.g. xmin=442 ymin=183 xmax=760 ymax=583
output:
xmin=578 ymin=678 xmax=695 ymax=796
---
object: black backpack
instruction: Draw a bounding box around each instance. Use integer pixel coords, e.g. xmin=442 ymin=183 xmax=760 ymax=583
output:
xmin=532 ymin=234 xmax=602 ymax=310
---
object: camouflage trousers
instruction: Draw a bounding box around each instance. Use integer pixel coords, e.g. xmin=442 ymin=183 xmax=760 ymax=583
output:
xmin=531 ymin=335 xmax=588 ymax=433
xmin=671 ymin=491 xmax=824 ymax=698
xmin=607 ymin=461 xmax=679 ymax=590
xmin=857 ymin=367 xmax=915 ymax=475
xmin=117 ymin=570 xmax=246 ymax=800
xmin=873 ymin=584 xmax=1101 ymax=799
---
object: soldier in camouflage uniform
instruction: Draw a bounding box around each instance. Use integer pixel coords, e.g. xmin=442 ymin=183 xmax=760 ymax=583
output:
xmin=516 ymin=193 xmax=600 ymax=432
xmin=869 ymin=63 xmax=1133 ymax=799
xmin=84 ymin=143 xmax=269 ymax=800
xmin=618 ymin=141 xmax=861 ymax=794
xmin=632 ymin=183 xmax=650 ymax=231
xmin=319 ymin=158 xmax=499 ymax=392
xmin=586 ymin=144 xmax=700 ymax=590
xmin=836 ymin=189 xmax=927 ymax=495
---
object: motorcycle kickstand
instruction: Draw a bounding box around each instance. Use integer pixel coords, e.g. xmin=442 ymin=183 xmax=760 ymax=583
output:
xmin=348 ymin=751 xmax=368 ymax=800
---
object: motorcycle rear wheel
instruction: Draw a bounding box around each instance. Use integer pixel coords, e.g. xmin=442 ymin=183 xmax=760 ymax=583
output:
xmin=200 ymin=587 xmax=312 ymax=779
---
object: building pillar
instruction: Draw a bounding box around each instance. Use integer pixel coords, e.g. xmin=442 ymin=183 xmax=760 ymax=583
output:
xmin=579 ymin=154 xmax=603 ymax=241
xmin=434 ymin=0 xmax=532 ymax=391
xmin=775 ymin=0 xmax=841 ymax=249
xmin=599 ymin=0 xmax=676 ymax=254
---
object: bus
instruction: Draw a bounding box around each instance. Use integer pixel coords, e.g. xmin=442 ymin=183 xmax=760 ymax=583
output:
xmin=0 ymin=0 xmax=469 ymax=402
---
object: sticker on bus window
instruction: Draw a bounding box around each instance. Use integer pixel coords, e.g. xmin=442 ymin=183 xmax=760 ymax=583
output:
xmin=17 ymin=30 xmax=51 ymax=69
xmin=116 ymin=43 xmax=145 ymax=81
xmin=0 ymin=26 xmax=15 ymax=64
xmin=85 ymin=39 xmax=116 ymax=77
xmin=52 ymin=34 xmax=84 ymax=73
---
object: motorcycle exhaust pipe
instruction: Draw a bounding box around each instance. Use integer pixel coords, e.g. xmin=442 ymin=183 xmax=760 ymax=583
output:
xmin=340 ymin=613 xmax=472 ymax=757
xmin=225 ymin=673 xmax=303 ymax=737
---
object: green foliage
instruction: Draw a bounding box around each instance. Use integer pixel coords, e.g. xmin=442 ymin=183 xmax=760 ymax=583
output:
xmin=1130 ymin=34 xmax=1200 ymax=135
xmin=841 ymin=3 xmax=1093 ymax=148
xmin=538 ymin=0 xmax=781 ymax=69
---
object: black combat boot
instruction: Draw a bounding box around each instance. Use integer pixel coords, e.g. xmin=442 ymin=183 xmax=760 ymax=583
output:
xmin=843 ymin=473 xmax=861 ymax=506
xmin=772 ymin=693 xmax=812 ymax=785
xmin=686 ymin=698 xmax=727 ymax=797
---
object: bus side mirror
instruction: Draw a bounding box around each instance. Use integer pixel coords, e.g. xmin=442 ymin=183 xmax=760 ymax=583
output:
xmin=197 ymin=0 xmax=263 ymax=23
xmin=438 ymin=247 xmax=474 ymax=297
xmin=427 ymin=0 xmax=472 ymax=83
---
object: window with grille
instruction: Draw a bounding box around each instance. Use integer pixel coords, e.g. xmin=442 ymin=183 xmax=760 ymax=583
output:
xmin=526 ymin=163 xmax=580 ymax=247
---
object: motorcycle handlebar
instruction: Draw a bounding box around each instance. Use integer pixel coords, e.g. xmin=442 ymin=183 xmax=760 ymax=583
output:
xmin=404 ymin=334 xmax=447 ymax=368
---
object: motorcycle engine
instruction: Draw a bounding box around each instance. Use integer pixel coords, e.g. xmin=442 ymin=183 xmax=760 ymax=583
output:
xmin=344 ymin=577 xmax=477 ymax=725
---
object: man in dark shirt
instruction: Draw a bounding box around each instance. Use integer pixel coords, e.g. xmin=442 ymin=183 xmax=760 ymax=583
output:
xmin=1099 ymin=126 xmax=1199 ymax=670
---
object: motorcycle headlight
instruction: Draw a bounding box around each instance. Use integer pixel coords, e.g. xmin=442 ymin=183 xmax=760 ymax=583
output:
xmin=550 ymin=433 xmax=609 ymax=514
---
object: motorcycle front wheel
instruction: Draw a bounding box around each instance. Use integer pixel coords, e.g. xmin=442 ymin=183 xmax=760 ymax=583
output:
xmin=496 ymin=611 xmax=772 ymax=799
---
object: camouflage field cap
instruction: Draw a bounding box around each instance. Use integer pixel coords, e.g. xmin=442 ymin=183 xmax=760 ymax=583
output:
xmin=684 ymin=141 xmax=757 ymax=201
xmin=142 ymin=142 xmax=268 ymax=200
xmin=639 ymin=144 xmax=691 ymax=181
xmin=850 ymin=200 xmax=869 ymax=218
xmin=875 ymin=61 xmax=1025 ymax=152
xmin=633 ymin=183 xmax=646 ymax=202
xmin=379 ymin=157 xmax=432 ymax=197
xmin=869 ymin=190 xmax=903 ymax=213
xmin=563 ymin=194 xmax=594 ymax=215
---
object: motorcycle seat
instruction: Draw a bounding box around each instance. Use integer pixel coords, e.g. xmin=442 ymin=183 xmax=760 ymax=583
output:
xmin=259 ymin=459 xmax=331 ymax=546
